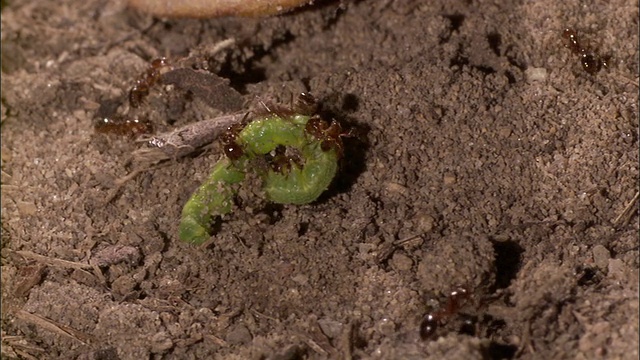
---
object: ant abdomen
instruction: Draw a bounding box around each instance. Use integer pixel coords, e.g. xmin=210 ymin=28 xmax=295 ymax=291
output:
xmin=562 ymin=28 xmax=609 ymax=75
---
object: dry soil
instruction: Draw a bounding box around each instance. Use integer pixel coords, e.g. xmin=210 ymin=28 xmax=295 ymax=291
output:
xmin=1 ymin=0 xmax=638 ymax=359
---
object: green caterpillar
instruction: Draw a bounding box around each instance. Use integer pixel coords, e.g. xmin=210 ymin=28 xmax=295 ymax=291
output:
xmin=178 ymin=158 xmax=245 ymax=244
xmin=179 ymin=109 xmax=344 ymax=245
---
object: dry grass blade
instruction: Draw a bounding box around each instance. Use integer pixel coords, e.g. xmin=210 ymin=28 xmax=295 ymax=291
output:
xmin=613 ymin=191 xmax=639 ymax=228
xmin=1 ymin=333 xmax=45 ymax=360
xmin=14 ymin=250 xmax=92 ymax=270
xmin=14 ymin=310 xmax=94 ymax=344
xmin=12 ymin=250 xmax=98 ymax=284
xmin=376 ymin=234 xmax=424 ymax=264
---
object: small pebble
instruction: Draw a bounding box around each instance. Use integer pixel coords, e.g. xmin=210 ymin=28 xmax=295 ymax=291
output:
xmin=525 ymin=67 xmax=548 ymax=82
xmin=226 ymin=324 xmax=252 ymax=345
xmin=391 ymin=253 xmax=413 ymax=271
xmin=150 ymin=331 xmax=174 ymax=353
xmin=591 ymin=245 xmax=610 ymax=271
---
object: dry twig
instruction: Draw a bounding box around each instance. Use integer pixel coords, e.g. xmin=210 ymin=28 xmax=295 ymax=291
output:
xmin=14 ymin=310 xmax=94 ymax=344
xmin=134 ymin=113 xmax=246 ymax=165
xmin=613 ymin=191 xmax=639 ymax=228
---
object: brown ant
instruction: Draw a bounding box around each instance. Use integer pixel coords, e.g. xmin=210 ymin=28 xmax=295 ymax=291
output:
xmin=267 ymin=146 xmax=303 ymax=174
xmin=94 ymin=58 xmax=171 ymax=137
xmin=254 ymin=92 xmax=321 ymax=122
xmin=293 ymin=92 xmax=318 ymax=116
xmin=304 ymin=115 xmax=355 ymax=158
xmin=94 ymin=114 xmax=153 ymax=138
xmin=420 ymin=287 xmax=474 ymax=340
xmin=220 ymin=122 xmax=247 ymax=161
xmin=129 ymin=57 xmax=171 ymax=108
xmin=562 ymin=28 xmax=609 ymax=75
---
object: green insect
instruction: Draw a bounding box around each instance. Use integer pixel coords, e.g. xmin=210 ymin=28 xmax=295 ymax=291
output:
xmin=179 ymin=104 xmax=346 ymax=245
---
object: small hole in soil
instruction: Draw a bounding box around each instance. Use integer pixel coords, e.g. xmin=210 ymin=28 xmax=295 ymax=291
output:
xmin=576 ymin=266 xmax=602 ymax=287
xmin=444 ymin=13 xmax=465 ymax=32
xmin=439 ymin=13 xmax=466 ymax=44
xmin=492 ymin=240 xmax=523 ymax=290
xmin=297 ymin=222 xmax=309 ymax=236
xmin=458 ymin=314 xmax=477 ymax=336
xmin=262 ymin=203 xmax=284 ymax=225
xmin=487 ymin=32 xmax=502 ymax=56
xmin=94 ymin=348 xmax=119 ymax=360
xmin=473 ymin=64 xmax=497 ymax=75
xmin=342 ymin=93 xmax=360 ymax=112
xmin=483 ymin=342 xmax=518 ymax=359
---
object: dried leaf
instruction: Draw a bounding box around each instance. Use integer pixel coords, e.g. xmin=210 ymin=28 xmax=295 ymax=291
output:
xmin=161 ymin=68 xmax=244 ymax=113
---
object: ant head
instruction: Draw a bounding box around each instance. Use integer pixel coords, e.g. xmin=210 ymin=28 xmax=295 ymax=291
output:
xmin=224 ymin=142 xmax=244 ymax=160
xmin=293 ymin=92 xmax=318 ymax=116
xmin=221 ymin=123 xmax=247 ymax=160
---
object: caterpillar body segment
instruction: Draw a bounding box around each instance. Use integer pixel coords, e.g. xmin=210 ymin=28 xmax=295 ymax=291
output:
xmin=179 ymin=158 xmax=245 ymax=244
xmin=264 ymin=140 xmax=338 ymax=205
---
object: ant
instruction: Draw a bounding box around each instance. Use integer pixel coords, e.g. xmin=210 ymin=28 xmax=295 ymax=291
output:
xmin=292 ymin=92 xmax=318 ymax=116
xmin=267 ymin=146 xmax=304 ymax=174
xmin=253 ymin=92 xmax=318 ymax=121
xmin=94 ymin=116 xmax=153 ymax=138
xmin=94 ymin=58 xmax=171 ymax=137
xmin=420 ymin=287 xmax=475 ymax=340
xmin=220 ymin=122 xmax=247 ymax=160
xmin=304 ymin=115 xmax=356 ymax=159
xmin=562 ymin=28 xmax=609 ymax=75
xmin=129 ymin=57 xmax=172 ymax=108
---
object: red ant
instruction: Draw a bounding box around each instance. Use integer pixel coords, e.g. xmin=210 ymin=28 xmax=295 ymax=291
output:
xmin=562 ymin=28 xmax=609 ymax=75
xmin=94 ymin=58 xmax=171 ymax=137
xmin=420 ymin=287 xmax=474 ymax=340
xmin=94 ymin=115 xmax=153 ymax=138
xmin=293 ymin=92 xmax=318 ymax=116
xmin=220 ymin=122 xmax=247 ymax=160
xmin=304 ymin=115 xmax=356 ymax=159
xmin=267 ymin=146 xmax=303 ymax=174
xmin=253 ymin=92 xmax=317 ymax=121
xmin=129 ymin=57 xmax=171 ymax=108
